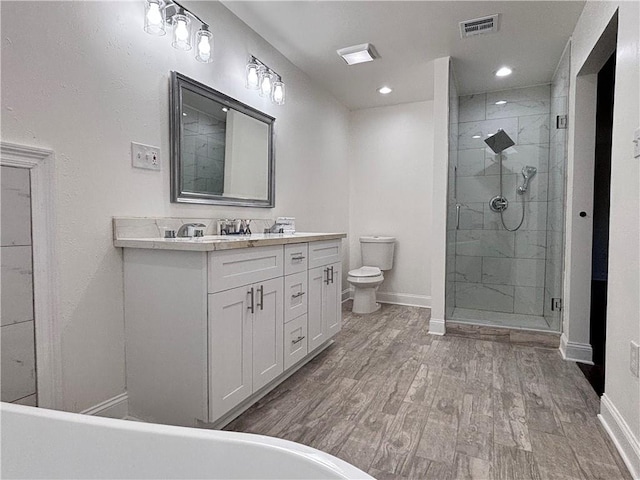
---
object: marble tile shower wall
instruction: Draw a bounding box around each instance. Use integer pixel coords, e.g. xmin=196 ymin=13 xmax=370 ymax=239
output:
xmin=182 ymin=106 xmax=226 ymax=194
xmin=544 ymin=45 xmax=570 ymax=329
xmin=1 ymin=166 xmax=37 ymax=406
xmin=455 ymin=85 xmax=552 ymax=316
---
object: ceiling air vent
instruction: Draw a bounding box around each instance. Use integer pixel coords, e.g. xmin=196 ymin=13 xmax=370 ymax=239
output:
xmin=459 ymin=14 xmax=499 ymax=38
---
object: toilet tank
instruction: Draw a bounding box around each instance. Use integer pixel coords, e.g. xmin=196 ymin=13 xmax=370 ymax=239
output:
xmin=360 ymin=236 xmax=396 ymax=270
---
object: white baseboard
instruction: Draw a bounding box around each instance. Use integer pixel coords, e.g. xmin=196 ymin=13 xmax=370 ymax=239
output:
xmin=341 ymin=288 xmax=351 ymax=303
xmin=559 ymin=333 xmax=594 ymax=364
xmin=599 ymin=393 xmax=640 ymax=479
xmin=80 ymin=392 xmax=128 ymax=419
xmin=376 ymin=292 xmax=431 ymax=308
xmin=429 ymin=317 xmax=446 ymax=335
xmin=342 ymin=287 xmax=431 ymax=309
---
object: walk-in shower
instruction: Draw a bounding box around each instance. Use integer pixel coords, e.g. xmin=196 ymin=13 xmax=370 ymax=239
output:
xmin=445 ymin=45 xmax=570 ymax=333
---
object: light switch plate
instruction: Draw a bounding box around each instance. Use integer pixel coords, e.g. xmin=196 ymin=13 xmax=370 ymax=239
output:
xmin=131 ymin=142 xmax=161 ymax=171
xmin=634 ymin=128 xmax=640 ymax=159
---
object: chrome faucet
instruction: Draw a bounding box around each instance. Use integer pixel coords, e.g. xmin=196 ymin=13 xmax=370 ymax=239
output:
xmin=177 ymin=223 xmax=206 ymax=238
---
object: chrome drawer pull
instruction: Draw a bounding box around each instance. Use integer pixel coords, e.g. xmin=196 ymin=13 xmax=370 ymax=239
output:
xmin=291 ymin=291 xmax=305 ymax=298
xmin=257 ymin=285 xmax=264 ymax=311
xmin=291 ymin=255 xmax=306 ymax=261
xmin=292 ymin=336 xmax=305 ymax=345
xmin=248 ymin=287 xmax=254 ymax=313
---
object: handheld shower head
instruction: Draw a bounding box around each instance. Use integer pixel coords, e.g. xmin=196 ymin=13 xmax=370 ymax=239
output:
xmin=522 ymin=166 xmax=537 ymax=180
xmin=517 ymin=166 xmax=537 ymax=194
xmin=484 ymin=129 xmax=515 ymax=154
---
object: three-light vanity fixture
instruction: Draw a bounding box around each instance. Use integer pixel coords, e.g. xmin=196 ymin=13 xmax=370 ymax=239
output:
xmin=245 ymin=56 xmax=286 ymax=106
xmin=143 ymin=0 xmax=286 ymax=105
xmin=144 ymin=0 xmax=213 ymax=63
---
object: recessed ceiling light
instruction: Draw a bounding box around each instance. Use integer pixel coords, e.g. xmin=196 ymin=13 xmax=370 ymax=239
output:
xmin=472 ymin=134 xmax=482 ymax=139
xmin=337 ymin=43 xmax=378 ymax=65
xmin=495 ymin=100 xmax=507 ymax=105
xmin=378 ymin=86 xmax=392 ymax=95
xmin=222 ymin=107 xmax=229 ymax=112
xmin=495 ymin=67 xmax=512 ymax=77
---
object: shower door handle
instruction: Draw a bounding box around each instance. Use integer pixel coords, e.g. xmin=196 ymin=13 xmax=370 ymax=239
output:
xmin=456 ymin=204 xmax=461 ymax=230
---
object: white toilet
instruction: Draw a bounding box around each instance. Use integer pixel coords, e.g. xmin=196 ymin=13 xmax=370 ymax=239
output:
xmin=347 ymin=236 xmax=396 ymax=314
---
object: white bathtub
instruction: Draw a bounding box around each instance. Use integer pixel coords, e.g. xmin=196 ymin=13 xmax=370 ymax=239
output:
xmin=1 ymin=403 xmax=373 ymax=479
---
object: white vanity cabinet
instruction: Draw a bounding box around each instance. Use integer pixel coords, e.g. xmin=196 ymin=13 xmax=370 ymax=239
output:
xmin=120 ymin=233 xmax=344 ymax=428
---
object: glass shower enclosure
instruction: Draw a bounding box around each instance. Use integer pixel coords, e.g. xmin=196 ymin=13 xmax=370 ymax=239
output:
xmin=445 ymin=45 xmax=570 ymax=333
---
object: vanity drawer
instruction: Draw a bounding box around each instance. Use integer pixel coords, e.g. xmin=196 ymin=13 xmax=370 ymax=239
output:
xmin=308 ymin=240 xmax=342 ymax=269
xmin=208 ymin=246 xmax=283 ymax=293
xmin=284 ymin=243 xmax=308 ymax=275
xmin=284 ymin=271 xmax=307 ymax=323
xmin=284 ymin=315 xmax=308 ymax=370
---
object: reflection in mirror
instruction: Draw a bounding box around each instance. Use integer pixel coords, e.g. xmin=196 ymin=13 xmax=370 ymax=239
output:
xmin=170 ymin=71 xmax=275 ymax=207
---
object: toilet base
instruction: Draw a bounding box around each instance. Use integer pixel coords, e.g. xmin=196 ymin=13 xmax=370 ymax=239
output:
xmin=352 ymin=286 xmax=381 ymax=315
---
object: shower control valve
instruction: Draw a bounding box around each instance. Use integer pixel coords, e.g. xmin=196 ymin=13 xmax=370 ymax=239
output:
xmin=489 ymin=195 xmax=508 ymax=213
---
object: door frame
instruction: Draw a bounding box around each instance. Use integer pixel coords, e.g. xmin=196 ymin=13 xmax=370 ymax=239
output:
xmin=1 ymin=142 xmax=62 ymax=408
xmin=562 ymin=12 xmax=618 ymax=364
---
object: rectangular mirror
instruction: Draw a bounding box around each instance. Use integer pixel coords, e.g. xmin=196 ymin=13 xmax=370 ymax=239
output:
xmin=170 ymin=71 xmax=275 ymax=207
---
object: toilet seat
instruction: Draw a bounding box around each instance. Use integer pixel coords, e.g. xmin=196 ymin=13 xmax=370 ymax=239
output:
xmin=348 ymin=266 xmax=382 ymax=277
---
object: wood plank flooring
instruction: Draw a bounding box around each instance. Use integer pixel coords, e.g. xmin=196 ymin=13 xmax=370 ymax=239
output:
xmin=225 ymin=303 xmax=631 ymax=480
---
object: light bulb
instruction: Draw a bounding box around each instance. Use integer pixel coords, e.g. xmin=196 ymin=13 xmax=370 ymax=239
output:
xmin=495 ymin=66 xmax=512 ymax=77
xmin=195 ymin=27 xmax=213 ymax=63
xmin=245 ymin=60 xmax=260 ymax=89
xmin=144 ymin=0 xmax=165 ymax=36
xmin=259 ymin=69 xmax=272 ymax=97
xmin=271 ymin=78 xmax=285 ymax=105
xmin=147 ymin=3 xmax=162 ymax=25
xmin=176 ymin=20 xmax=188 ymax=41
xmin=171 ymin=12 xmax=191 ymax=51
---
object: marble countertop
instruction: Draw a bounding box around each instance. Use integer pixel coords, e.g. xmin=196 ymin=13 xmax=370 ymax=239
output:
xmin=113 ymin=232 xmax=347 ymax=251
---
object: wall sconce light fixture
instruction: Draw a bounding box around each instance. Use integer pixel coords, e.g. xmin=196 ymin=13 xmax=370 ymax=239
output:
xmin=245 ymin=56 xmax=286 ymax=106
xmin=143 ymin=0 xmax=213 ymax=63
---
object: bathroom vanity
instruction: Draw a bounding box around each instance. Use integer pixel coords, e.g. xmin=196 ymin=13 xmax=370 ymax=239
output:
xmin=114 ymin=227 xmax=345 ymax=428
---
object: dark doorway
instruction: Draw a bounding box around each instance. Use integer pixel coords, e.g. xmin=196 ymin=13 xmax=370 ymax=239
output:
xmin=579 ymin=51 xmax=616 ymax=396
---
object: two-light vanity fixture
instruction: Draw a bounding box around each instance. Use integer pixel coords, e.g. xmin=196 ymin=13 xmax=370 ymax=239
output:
xmin=143 ymin=0 xmax=286 ymax=105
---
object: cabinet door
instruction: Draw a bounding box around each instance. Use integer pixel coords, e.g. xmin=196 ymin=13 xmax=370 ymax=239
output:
xmin=325 ymin=262 xmax=342 ymax=339
xmin=209 ymin=286 xmax=253 ymax=420
xmin=252 ymin=277 xmax=284 ymax=392
xmin=308 ymin=265 xmax=328 ymax=351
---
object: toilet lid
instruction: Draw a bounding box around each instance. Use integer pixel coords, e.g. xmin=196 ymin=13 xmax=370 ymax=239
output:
xmin=348 ymin=266 xmax=382 ymax=277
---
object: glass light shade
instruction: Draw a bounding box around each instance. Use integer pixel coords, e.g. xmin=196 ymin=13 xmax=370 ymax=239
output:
xmin=144 ymin=0 xmax=166 ymax=36
xmin=171 ymin=12 xmax=192 ymax=51
xmin=195 ymin=27 xmax=213 ymax=63
xmin=271 ymin=79 xmax=285 ymax=105
xmin=259 ymin=68 xmax=273 ymax=98
xmin=245 ymin=60 xmax=260 ymax=89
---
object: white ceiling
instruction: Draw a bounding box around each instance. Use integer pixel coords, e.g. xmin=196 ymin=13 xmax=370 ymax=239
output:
xmin=222 ymin=1 xmax=585 ymax=111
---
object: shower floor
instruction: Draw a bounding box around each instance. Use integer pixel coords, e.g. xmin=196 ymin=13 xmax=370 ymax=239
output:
xmin=450 ymin=307 xmax=556 ymax=332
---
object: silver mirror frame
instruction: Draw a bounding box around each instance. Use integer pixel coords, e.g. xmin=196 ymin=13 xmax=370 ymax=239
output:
xmin=170 ymin=71 xmax=276 ymax=207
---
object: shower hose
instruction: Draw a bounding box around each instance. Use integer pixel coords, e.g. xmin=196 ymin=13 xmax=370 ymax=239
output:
xmin=498 ymin=152 xmax=526 ymax=232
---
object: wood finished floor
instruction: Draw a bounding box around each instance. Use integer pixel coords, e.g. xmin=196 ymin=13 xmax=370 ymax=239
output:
xmin=225 ymin=303 xmax=632 ymax=480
